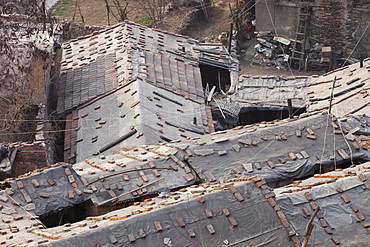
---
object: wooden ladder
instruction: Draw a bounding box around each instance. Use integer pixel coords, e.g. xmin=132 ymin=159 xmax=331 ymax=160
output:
xmin=290 ymin=6 xmax=310 ymax=71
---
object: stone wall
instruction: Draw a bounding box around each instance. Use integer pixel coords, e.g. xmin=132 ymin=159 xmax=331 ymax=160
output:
xmin=256 ymin=0 xmax=369 ymax=58
xmin=311 ymin=0 xmax=366 ymax=57
xmin=175 ymin=9 xmax=203 ymax=35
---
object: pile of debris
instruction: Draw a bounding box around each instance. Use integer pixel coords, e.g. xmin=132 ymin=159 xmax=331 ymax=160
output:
xmin=251 ymin=31 xmax=291 ymax=70
xmin=251 ymin=31 xmax=358 ymax=71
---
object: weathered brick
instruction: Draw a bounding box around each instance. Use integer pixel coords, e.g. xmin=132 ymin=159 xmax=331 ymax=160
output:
xmin=176 ymin=217 xmax=185 ymax=227
xmin=154 ymin=221 xmax=163 ymax=232
xmin=188 ymin=229 xmax=196 ymax=238
xmin=302 ymin=208 xmax=311 ymax=216
xmin=206 ymin=224 xmax=215 ymax=234
xmin=228 ymin=217 xmax=238 ymax=227
xmin=222 ymin=208 xmax=230 ymax=216
xmin=204 ymin=208 xmax=213 ymax=218
xmin=340 ymin=194 xmax=350 ymax=203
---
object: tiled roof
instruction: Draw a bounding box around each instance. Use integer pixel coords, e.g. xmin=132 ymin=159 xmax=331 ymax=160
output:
xmin=2 ymin=113 xmax=370 ymax=246
xmin=9 ymin=164 xmax=88 ymax=216
xmin=145 ymin=51 xmax=204 ymax=102
xmin=57 ymin=21 xmax=233 ymax=162
xmin=57 ymin=53 xmax=119 ymax=114
xmin=3 ymin=162 xmax=370 ymax=246
xmin=0 ymin=180 xmax=294 ymax=246
xmin=57 ymin=21 xmax=240 ymax=114
xmin=63 ymin=77 xmax=210 ymax=163
xmin=307 ymin=58 xmax=370 ymax=116
xmin=56 ymin=21 xmax=225 ymax=115
xmin=274 ymin=163 xmax=370 ymax=246
xmin=72 ymin=144 xmax=196 ymax=206
xmin=233 ymin=74 xmax=310 ymax=109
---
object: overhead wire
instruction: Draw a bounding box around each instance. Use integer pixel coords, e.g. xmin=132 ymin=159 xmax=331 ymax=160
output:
xmin=0 ymin=103 xmax=208 ymax=136
xmin=342 ymin=20 xmax=370 ymax=67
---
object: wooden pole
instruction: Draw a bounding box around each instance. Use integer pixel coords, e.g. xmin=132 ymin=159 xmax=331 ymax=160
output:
xmin=42 ymin=0 xmax=46 ymax=31
xmin=228 ymin=23 xmax=233 ymax=53
xmin=287 ymin=99 xmax=293 ymax=119
xmin=104 ymin=0 xmax=110 ymax=26
xmin=329 ymin=76 xmax=336 ymax=115
xmin=302 ymin=206 xmax=320 ymax=247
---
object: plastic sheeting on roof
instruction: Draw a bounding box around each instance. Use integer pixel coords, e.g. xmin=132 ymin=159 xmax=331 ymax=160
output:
xmin=276 ymin=173 xmax=370 ymax=246
xmin=174 ymin=113 xmax=370 ymax=184
xmin=42 ymin=181 xmax=293 ymax=247
xmin=9 ymin=164 xmax=89 ymax=216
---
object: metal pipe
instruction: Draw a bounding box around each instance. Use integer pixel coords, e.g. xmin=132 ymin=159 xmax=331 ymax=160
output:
xmin=99 ymin=129 xmax=137 ymax=153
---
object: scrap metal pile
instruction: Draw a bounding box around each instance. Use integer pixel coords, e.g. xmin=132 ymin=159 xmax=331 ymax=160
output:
xmin=251 ymin=31 xmax=292 ymax=70
xmin=251 ymin=31 xmax=356 ymax=71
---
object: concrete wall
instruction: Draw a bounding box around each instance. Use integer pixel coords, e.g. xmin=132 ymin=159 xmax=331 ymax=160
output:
xmin=274 ymin=5 xmax=299 ymax=38
xmin=255 ymin=0 xmax=299 ymax=38
xmin=255 ymin=0 xmax=275 ymax=32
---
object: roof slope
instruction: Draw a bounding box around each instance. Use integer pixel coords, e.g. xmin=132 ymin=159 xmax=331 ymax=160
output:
xmin=170 ymin=113 xmax=370 ymax=184
xmin=73 ymin=144 xmax=196 ymax=207
xmin=31 ymin=181 xmax=294 ymax=247
xmin=307 ymin=58 xmax=370 ymax=116
xmin=0 ymin=144 xmax=196 ymax=215
xmin=233 ymin=74 xmax=310 ymax=110
xmin=64 ymin=77 xmax=210 ymax=163
xmin=7 ymin=164 xmax=88 ymax=216
xmin=58 ymin=21 xmax=239 ymax=163
xmin=224 ymin=59 xmax=370 ymax=118
xmin=57 ymin=21 xmax=234 ymax=115
xmin=275 ymin=163 xmax=370 ymax=246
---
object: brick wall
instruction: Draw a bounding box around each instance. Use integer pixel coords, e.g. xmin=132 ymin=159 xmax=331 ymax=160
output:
xmin=13 ymin=142 xmax=47 ymax=176
xmin=311 ymin=0 xmax=365 ymax=57
xmin=312 ymin=0 xmax=346 ymax=50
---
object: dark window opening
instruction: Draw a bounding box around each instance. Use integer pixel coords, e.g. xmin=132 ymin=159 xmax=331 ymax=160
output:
xmin=199 ymin=65 xmax=231 ymax=93
xmin=39 ymin=199 xmax=136 ymax=227
xmin=212 ymin=110 xmax=238 ymax=131
xmin=238 ymin=107 xmax=306 ymax=125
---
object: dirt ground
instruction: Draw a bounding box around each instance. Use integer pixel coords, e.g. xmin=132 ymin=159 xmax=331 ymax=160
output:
xmin=50 ymin=0 xmax=324 ymax=76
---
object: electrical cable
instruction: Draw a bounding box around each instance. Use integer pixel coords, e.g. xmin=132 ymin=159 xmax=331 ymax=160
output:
xmin=342 ymin=20 xmax=370 ymax=67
